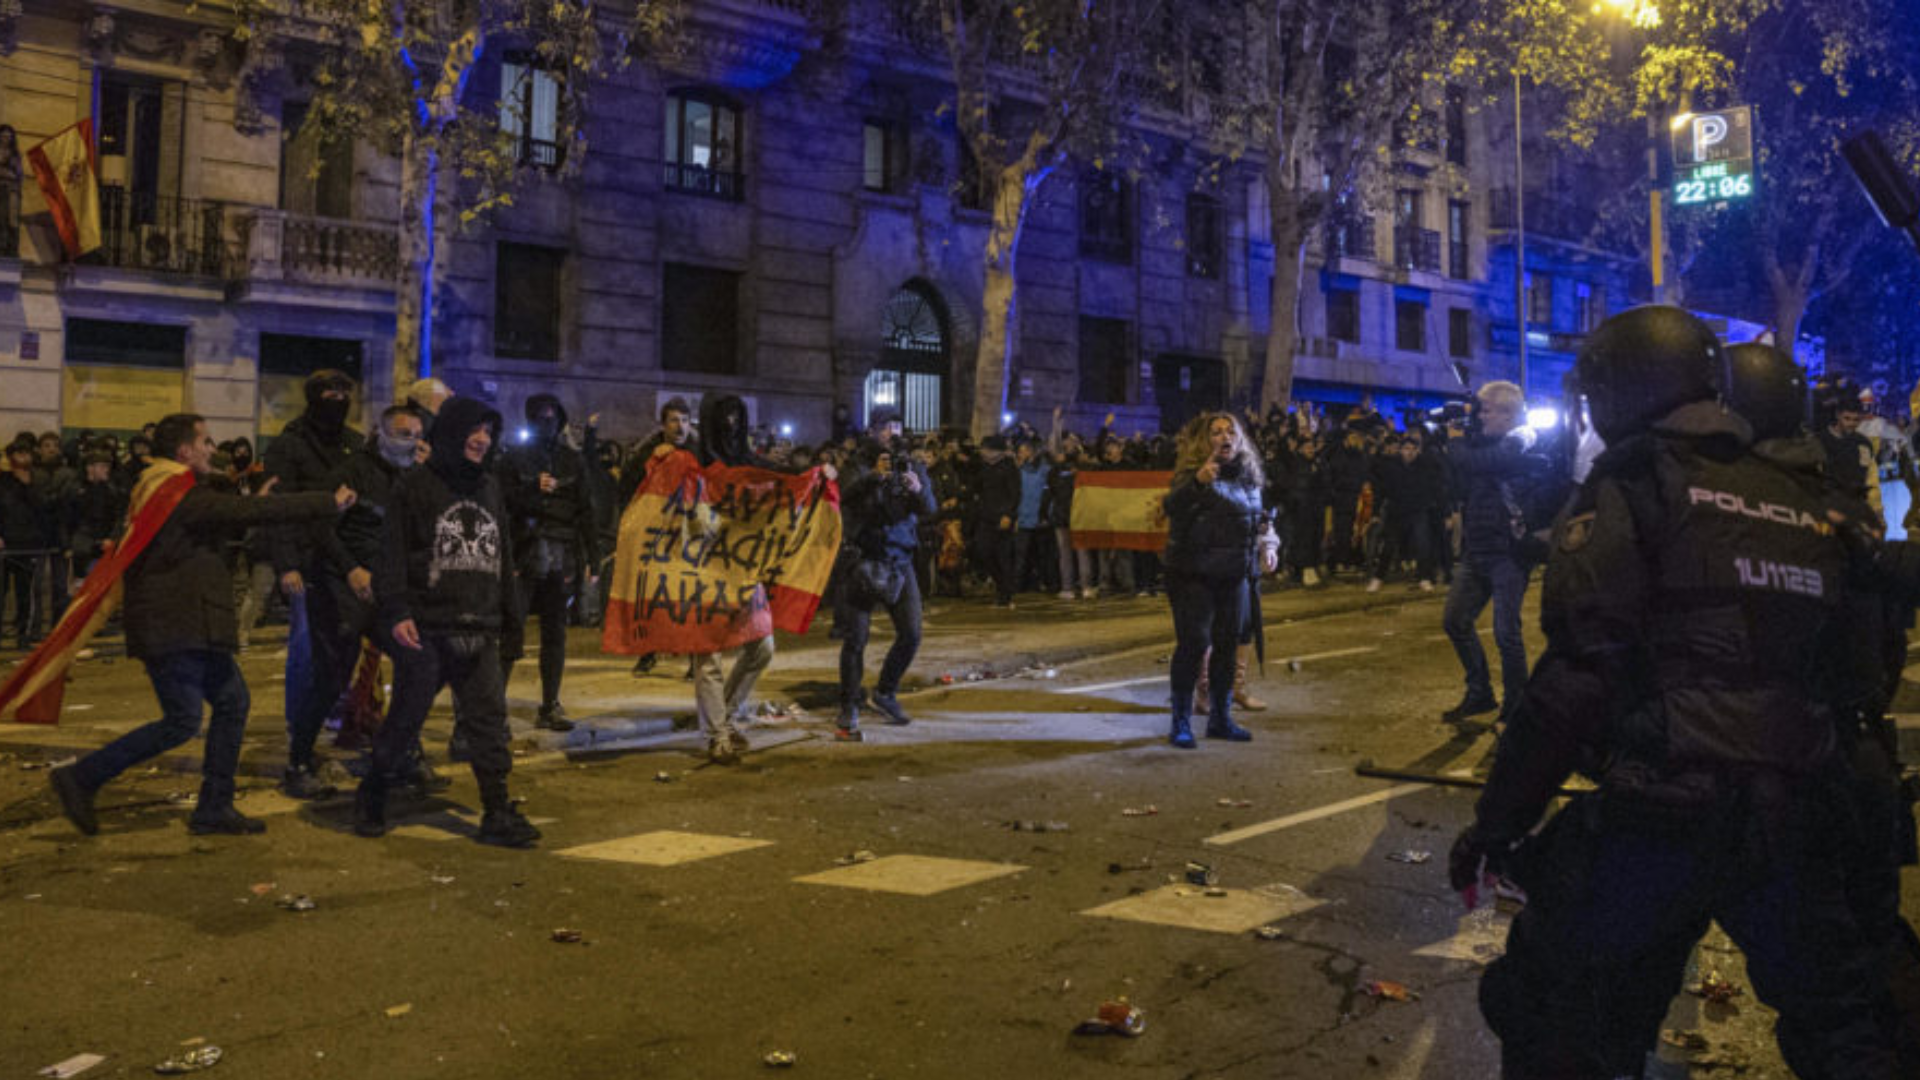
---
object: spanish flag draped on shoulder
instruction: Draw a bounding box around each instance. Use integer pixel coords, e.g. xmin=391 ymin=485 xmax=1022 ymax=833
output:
xmin=25 ymin=119 xmax=102 ymax=260
xmin=1070 ymin=470 xmax=1173 ymax=551
xmin=0 ymin=459 xmax=194 ymax=724
xmin=601 ymin=451 xmax=842 ymax=656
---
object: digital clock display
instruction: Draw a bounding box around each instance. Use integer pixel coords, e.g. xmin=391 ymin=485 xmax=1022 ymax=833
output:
xmin=1674 ymin=162 xmax=1755 ymax=204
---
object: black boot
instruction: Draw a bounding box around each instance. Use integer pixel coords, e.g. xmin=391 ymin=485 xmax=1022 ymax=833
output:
xmin=188 ymin=805 xmax=267 ymax=835
xmin=353 ymin=779 xmax=389 ymax=838
xmin=478 ymin=805 xmax=541 ymax=848
xmin=1443 ymin=692 xmax=1499 ymax=724
xmin=1169 ymin=697 xmax=1197 ymax=750
xmin=280 ymin=763 xmax=337 ymax=800
xmin=536 ymin=701 xmax=574 ymax=732
xmin=1205 ymin=683 xmax=1252 ymax=742
xmin=49 ymin=765 xmax=99 ymax=836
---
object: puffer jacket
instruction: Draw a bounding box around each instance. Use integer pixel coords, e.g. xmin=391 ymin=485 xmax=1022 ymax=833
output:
xmin=1163 ymin=461 xmax=1268 ymax=579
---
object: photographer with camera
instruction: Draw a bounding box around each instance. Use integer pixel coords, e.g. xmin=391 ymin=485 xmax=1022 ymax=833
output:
xmin=835 ymin=418 xmax=937 ymax=742
xmin=1441 ymin=381 xmax=1550 ymax=725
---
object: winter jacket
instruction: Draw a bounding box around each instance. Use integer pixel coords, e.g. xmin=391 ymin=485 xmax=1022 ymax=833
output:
xmin=0 ymin=472 xmax=50 ymax=549
xmin=324 ymin=445 xmax=407 ymax=578
xmin=1163 ymin=462 xmax=1268 ymax=579
xmin=374 ymin=396 xmax=519 ymax=637
xmin=1447 ymin=431 xmax=1548 ymax=560
xmin=1015 ymin=462 xmax=1048 ymax=529
xmin=263 ymin=412 xmax=362 ymax=573
xmin=123 ymin=480 xmax=337 ymax=658
xmin=500 ymin=393 xmax=599 ymax=569
xmin=1039 ymin=463 xmax=1077 ymax=529
xmin=69 ymin=479 xmax=127 ymax=558
xmin=844 ymin=459 xmax=938 ymax=563
xmin=974 ymin=457 xmax=1021 ymax=527
xmin=1371 ymin=454 xmax=1449 ymax=522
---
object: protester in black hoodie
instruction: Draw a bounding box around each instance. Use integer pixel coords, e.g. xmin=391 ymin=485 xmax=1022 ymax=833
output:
xmin=499 ymin=393 xmax=597 ymax=730
xmin=355 ymin=396 xmax=539 ymax=848
xmin=263 ymin=369 xmax=362 ymax=798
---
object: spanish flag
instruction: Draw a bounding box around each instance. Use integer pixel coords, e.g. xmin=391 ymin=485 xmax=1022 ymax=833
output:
xmin=1070 ymin=470 xmax=1173 ymax=551
xmin=601 ymin=451 xmax=841 ymax=656
xmin=0 ymin=460 xmax=194 ymax=724
xmin=26 ymin=119 xmax=102 ymax=260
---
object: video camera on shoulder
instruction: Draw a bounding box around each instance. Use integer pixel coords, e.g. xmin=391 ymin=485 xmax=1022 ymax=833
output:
xmin=1427 ymin=400 xmax=1478 ymax=435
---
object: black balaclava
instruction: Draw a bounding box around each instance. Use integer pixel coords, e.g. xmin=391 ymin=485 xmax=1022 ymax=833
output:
xmin=525 ymin=393 xmax=568 ymax=445
xmin=430 ymin=396 xmax=504 ymax=494
xmin=304 ymin=369 xmax=355 ymax=438
xmin=698 ymin=395 xmax=753 ymax=467
xmin=229 ymin=437 xmax=254 ymax=472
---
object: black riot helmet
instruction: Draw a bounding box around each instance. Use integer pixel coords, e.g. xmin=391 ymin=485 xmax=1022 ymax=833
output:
xmin=1724 ymin=342 xmax=1810 ymax=441
xmin=1572 ymin=306 xmax=1730 ymax=443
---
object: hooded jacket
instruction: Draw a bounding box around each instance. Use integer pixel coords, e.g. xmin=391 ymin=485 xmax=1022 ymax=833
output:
xmin=374 ymin=396 xmax=519 ymax=636
xmin=263 ymin=372 xmax=363 ymax=573
xmin=500 ymin=393 xmax=598 ymax=567
xmin=698 ymin=395 xmax=765 ymax=469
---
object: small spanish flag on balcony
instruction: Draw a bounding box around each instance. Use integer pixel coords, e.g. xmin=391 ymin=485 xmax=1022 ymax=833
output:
xmin=26 ymin=119 xmax=102 ymax=260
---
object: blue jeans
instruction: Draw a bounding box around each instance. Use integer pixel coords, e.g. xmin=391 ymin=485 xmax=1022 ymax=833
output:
xmin=1443 ymin=554 xmax=1529 ymax=705
xmin=838 ymin=563 xmax=924 ymax=702
xmin=282 ymin=588 xmax=311 ymax=738
xmin=74 ymin=649 xmax=250 ymax=809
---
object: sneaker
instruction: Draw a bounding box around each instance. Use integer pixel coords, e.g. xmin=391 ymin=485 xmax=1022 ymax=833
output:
xmin=870 ymin=691 xmax=912 ymax=726
xmin=835 ymin=702 xmax=864 ymax=742
xmin=631 ymin=653 xmax=657 ymax=677
xmin=1365 ymin=578 xmax=1383 ymax=593
xmin=280 ymin=764 xmax=338 ymax=801
xmin=476 ymin=806 xmax=541 ymax=848
xmin=708 ymin=735 xmax=742 ymax=766
xmin=1442 ymin=694 xmax=1501 ymax=724
xmin=1084 ymin=587 xmax=1101 ymax=600
xmin=49 ymin=765 xmax=98 ymax=836
xmin=1057 ymin=590 xmax=1076 ymax=601
xmin=187 ymin=806 xmax=268 ymax=835
xmin=1419 ymin=580 xmax=1436 ymax=593
xmin=1205 ymin=719 xmax=1254 ymax=742
xmin=1302 ymin=567 xmax=1322 ymax=587
xmin=536 ymin=702 xmax=575 ymax=732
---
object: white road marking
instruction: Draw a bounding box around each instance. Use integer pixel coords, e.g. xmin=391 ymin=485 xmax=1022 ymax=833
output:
xmin=793 ymin=855 xmax=1026 ymax=896
xmin=1065 ymin=675 xmax=1168 ymax=695
xmin=1061 ymin=646 xmax=1378 ymax=696
xmin=1203 ymin=784 xmax=1432 ymax=846
xmin=1278 ymin=646 xmax=1379 ymax=664
xmin=1080 ymin=882 xmax=1325 ymax=935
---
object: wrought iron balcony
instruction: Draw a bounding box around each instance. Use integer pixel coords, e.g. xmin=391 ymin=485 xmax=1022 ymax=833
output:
xmin=1394 ymin=226 xmax=1442 ymax=274
xmin=1326 ymin=217 xmax=1375 ymax=262
xmin=665 ymin=162 xmax=744 ymax=201
xmin=88 ymin=189 xmax=226 ymax=276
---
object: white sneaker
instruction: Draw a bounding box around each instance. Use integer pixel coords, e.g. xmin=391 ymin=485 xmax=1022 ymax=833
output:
xmin=1419 ymin=579 xmax=1435 ymax=592
xmin=1085 ymin=587 xmax=1100 ymax=600
xmin=1057 ymin=590 xmax=1076 ymax=601
xmin=1365 ymin=578 xmax=1382 ymax=593
xmin=1303 ymin=567 xmax=1322 ymax=587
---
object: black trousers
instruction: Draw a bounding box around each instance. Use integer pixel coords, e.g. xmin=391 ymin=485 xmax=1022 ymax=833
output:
xmin=0 ymin=555 xmax=36 ymax=642
xmin=376 ymin=634 xmax=513 ymax=810
xmin=1165 ymin=570 xmax=1246 ymax=722
xmin=982 ymin=524 xmax=1015 ymax=603
xmin=514 ymin=541 xmax=576 ymax=708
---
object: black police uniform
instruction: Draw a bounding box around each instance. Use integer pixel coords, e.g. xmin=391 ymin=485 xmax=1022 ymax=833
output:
xmin=1463 ymin=401 xmax=1899 ymax=1079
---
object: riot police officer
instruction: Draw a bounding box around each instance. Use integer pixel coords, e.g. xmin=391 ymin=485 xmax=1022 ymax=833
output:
xmin=1449 ymin=307 xmax=1899 ymax=1079
xmin=1727 ymin=341 xmax=1920 ymax=1074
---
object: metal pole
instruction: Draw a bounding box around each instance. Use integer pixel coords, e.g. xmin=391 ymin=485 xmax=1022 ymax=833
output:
xmin=1514 ymin=69 xmax=1528 ymax=395
xmin=1648 ymin=112 xmax=1664 ymax=304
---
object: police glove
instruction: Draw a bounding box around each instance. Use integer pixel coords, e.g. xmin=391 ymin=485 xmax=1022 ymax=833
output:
xmin=1448 ymin=824 xmax=1519 ymax=910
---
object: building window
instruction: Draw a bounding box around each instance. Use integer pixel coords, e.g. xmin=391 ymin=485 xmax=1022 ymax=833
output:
xmin=1077 ymin=316 xmax=1132 ymax=403
xmin=1449 ymin=308 xmax=1473 ymax=358
xmin=662 ymin=263 xmax=741 ymax=374
xmin=1185 ymin=193 xmax=1222 ymax=279
xmin=1327 ymin=289 xmax=1360 ymax=343
xmin=863 ymin=121 xmax=908 ymax=194
xmin=1448 ymin=200 xmax=1470 ymax=280
xmin=1080 ymin=171 xmax=1133 ymax=263
xmin=1576 ymin=282 xmax=1606 ymax=333
xmin=1527 ymin=272 xmax=1553 ymax=327
xmin=1396 ymin=299 xmax=1425 ymax=352
xmin=495 ymin=242 xmax=565 ymax=361
xmin=664 ymin=91 xmax=744 ymax=200
xmin=1445 ymin=86 xmax=1468 ymax=167
xmin=501 ymin=54 xmax=564 ymax=169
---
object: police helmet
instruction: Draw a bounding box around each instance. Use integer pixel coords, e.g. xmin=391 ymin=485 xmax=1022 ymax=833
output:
xmin=1572 ymin=306 xmax=1729 ymax=443
xmin=1724 ymin=342 xmax=1810 ymax=441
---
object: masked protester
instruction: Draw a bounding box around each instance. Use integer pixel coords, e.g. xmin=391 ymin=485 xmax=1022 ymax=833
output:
xmin=48 ymin=413 xmax=352 ymax=837
xmin=262 ymin=369 xmax=362 ymax=797
xmin=500 ymin=394 xmax=598 ymax=731
xmin=624 ymin=398 xmax=698 ymax=678
xmin=1450 ymin=308 xmax=1903 ymax=1078
xmin=355 ymin=396 xmax=538 ymax=847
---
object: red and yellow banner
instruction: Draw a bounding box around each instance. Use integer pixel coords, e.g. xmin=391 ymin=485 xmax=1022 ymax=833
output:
xmin=601 ymin=451 xmax=841 ymax=656
xmin=1070 ymin=470 xmax=1172 ymax=551
xmin=26 ymin=119 xmax=101 ymax=260
xmin=0 ymin=460 xmax=194 ymax=724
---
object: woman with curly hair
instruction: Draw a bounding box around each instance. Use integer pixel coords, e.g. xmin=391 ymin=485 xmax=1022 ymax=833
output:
xmin=1161 ymin=413 xmax=1279 ymax=748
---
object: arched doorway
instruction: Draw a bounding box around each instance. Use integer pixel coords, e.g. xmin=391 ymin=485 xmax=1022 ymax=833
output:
xmin=865 ymin=282 xmax=949 ymax=432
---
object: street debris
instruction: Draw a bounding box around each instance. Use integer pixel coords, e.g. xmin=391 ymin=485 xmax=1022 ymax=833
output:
xmin=1253 ymin=926 xmax=1287 ymax=941
xmin=761 ymin=1051 xmax=797 ymax=1068
xmin=653 ymin=772 xmax=675 ymax=783
xmin=1385 ymin=850 xmax=1433 ymax=865
xmin=1106 ymin=858 xmax=1153 ymax=874
xmin=1688 ymin=971 xmax=1744 ymax=1004
xmin=1119 ymin=805 xmax=1158 ymax=817
xmin=550 ymin=928 xmax=586 ymax=944
xmin=429 ymin=876 xmax=456 ymax=885
xmin=37 ymin=1053 xmax=105 ymax=1078
xmin=755 ymin=701 xmax=807 ymax=723
xmin=1287 ymin=660 xmax=1303 ymax=673
xmin=383 ymin=1003 xmax=412 ymax=1019
xmin=1203 ymin=887 xmax=1229 ymax=897
xmin=247 ymin=883 xmax=275 ymax=896
xmin=1363 ymin=980 xmax=1420 ymax=1002
xmin=1660 ymin=1029 xmax=1711 ymax=1053
xmin=834 ymin=850 xmax=878 ymax=866
xmin=1183 ymin=861 xmax=1219 ymax=887
xmin=1007 ymin=820 xmax=1070 ymax=833
xmin=275 ymin=895 xmax=315 ymax=913
xmin=152 ymin=1046 xmax=222 ymax=1074
xmin=1215 ymin=798 xmax=1253 ymax=809
xmin=1073 ymin=999 xmax=1147 ymax=1037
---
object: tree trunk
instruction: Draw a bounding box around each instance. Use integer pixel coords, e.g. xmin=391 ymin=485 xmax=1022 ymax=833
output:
xmin=968 ymin=163 xmax=1039 ymax=440
xmin=394 ymin=130 xmax=438 ymax=398
xmin=1773 ymin=288 xmax=1808 ymax=353
xmin=1261 ymin=182 xmax=1307 ymax=412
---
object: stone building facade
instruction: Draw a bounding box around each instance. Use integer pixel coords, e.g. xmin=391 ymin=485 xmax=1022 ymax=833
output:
xmin=0 ymin=0 xmax=1637 ymax=446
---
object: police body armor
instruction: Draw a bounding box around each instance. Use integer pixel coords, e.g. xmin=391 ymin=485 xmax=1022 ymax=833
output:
xmin=1595 ymin=438 xmax=1849 ymax=775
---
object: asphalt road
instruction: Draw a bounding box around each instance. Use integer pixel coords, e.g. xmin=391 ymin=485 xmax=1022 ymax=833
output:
xmin=2 ymin=585 xmax=1914 ymax=1079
